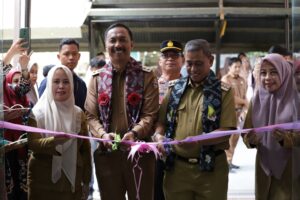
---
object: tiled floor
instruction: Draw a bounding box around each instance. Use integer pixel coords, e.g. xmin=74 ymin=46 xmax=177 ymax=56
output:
xmin=228 ymin=137 xmax=256 ymax=200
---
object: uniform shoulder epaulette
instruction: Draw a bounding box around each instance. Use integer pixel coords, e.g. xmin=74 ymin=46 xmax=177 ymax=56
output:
xmin=221 ymin=81 xmax=231 ymax=91
xmin=92 ymin=69 xmax=102 ymax=76
xmin=142 ymin=66 xmax=153 ymax=73
xmin=168 ymin=79 xmax=179 ymax=87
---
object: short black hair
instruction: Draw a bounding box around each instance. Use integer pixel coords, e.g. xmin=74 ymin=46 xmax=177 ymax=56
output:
xmin=228 ymin=57 xmax=242 ymax=67
xmin=237 ymin=52 xmax=246 ymax=59
xmin=268 ymin=45 xmax=289 ymax=56
xmin=90 ymin=56 xmax=106 ymax=68
xmin=59 ymin=38 xmax=80 ymax=51
xmin=43 ymin=64 xmax=55 ymax=77
xmin=104 ymin=23 xmax=133 ymax=41
xmin=96 ymin=52 xmax=105 ymax=57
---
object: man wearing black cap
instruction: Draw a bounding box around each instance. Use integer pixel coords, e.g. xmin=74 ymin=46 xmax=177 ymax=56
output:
xmin=154 ymin=40 xmax=184 ymax=200
xmin=158 ymin=40 xmax=184 ymax=104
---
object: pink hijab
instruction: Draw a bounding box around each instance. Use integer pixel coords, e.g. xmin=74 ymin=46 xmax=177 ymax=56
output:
xmin=4 ymin=70 xmax=28 ymax=107
xmin=252 ymin=53 xmax=300 ymax=179
xmin=294 ymin=59 xmax=300 ymax=72
xmin=3 ymin=70 xmax=30 ymax=158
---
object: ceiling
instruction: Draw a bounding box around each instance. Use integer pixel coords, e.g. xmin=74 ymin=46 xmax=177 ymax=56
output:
xmin=86 ymin=0 xmax=296 ymax=56
xmin=2 ymin=0 xmax=299 ymax=56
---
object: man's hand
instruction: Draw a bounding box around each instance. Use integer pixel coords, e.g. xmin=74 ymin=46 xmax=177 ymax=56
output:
xmin=157 ymin=142 xmax=167 ymax=156
xmin=122 ymin=131 xmax=136 ymax=142
xmin=101 ymin=132 xmax=115 ymax=150
xmin=152 ymin=132 xmax=164 ymax=142
xmin=153 ymin=132 xmax=167 ymax=156
xmin=120 ymin=131 xmax=136 ymax=151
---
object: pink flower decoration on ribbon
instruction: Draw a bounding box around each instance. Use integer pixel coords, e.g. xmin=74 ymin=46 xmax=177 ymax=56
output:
xmin=128 ymin=142 xmax=160 ymax=161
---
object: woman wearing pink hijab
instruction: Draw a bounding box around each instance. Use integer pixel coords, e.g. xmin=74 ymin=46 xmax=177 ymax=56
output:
xmin=294 ymin=59 xmax=300 ymax=93
xmin=243 ymin=53 xmax=300 ymax=200
xmin=4 ymin=69 xmax=30 ymax=200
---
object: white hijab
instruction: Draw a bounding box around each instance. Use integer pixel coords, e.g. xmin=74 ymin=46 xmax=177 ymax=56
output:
xmin=32 ymin=65 xmax=81 ymax=192
xmin=27 ymin=62 xmax=39 ymax=105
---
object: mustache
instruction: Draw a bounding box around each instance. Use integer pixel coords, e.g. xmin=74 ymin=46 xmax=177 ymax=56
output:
xmin=112 ymin=47 xmax=126 ymax=53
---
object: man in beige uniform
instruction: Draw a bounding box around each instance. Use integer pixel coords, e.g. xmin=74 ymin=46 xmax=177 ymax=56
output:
xmin=158 ymin=40 xmax=184 ymax=104
xmin=154 ymin=39 xmax=236 ymax=200
xmin=221 ymin=57 xmax=247 ymax=170
xmin=238 ymin=52 xmax=251 ymax=82
xmin=155 ymin=40 xmax=185 ymax=200
xmin=85 ymin=23 xmax=159 ymax=200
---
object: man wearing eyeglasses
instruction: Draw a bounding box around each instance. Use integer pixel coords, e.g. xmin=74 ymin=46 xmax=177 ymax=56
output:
xmin=158 ymin=40 xmax=185 ymax=105
xmin=154 ymin=39 xmax=236 ymax=200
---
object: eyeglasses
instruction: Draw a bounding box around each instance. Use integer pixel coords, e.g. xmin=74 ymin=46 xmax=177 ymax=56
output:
xmin=161 ymin=52 xmax=182 ymax=59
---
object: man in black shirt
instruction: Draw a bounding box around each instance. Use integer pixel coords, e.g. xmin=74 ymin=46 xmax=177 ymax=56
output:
xmin=39 ymin=38 xmax=87 ymax=110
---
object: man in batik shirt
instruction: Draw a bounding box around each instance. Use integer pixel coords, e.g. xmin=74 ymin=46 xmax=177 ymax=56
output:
xmin=85 ymin=23 xmax=159 ymax=200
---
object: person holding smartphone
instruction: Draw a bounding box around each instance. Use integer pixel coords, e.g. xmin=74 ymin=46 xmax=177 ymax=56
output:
xmin=4 ymin=69 xmax=30 ymax=200
xmin=19 ymin=27 xmax=30 ymax=49
xmin=1 ymin=38 xmax=33 ymax=200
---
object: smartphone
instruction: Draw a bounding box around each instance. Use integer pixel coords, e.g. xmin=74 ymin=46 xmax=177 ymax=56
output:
xmin=19 ymin=27 xmax=30 ymax=48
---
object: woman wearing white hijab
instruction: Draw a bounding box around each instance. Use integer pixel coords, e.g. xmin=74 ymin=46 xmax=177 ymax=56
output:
xmin=28 ymin=65 xmax=91 ymax=200
xmin=26 ymin=62 xmax=39 ymax=106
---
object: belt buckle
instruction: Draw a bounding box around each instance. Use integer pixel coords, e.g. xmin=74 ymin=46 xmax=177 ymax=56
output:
xmin=188 ymin=158 xmax=198 ymax=164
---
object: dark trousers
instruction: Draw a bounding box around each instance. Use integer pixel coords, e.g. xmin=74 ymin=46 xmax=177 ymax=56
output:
xmin=5 ymin=149 xmax=28 ymax=200
xmin=94 ymin=149 xmax=155 ymax=200
xmin=154 ymin=159 xmax=165 ymax=200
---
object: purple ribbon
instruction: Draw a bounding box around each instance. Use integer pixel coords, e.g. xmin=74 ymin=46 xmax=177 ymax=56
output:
xmin=2 ymin=120 xmax=299 ymax=198
xmin=165 ymin=121 xmax=300 ymax=145
xmin=1 ymin=120 xmax=300 ymax=145
xmin=0 ymin=120 xmax=110 ymax=142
